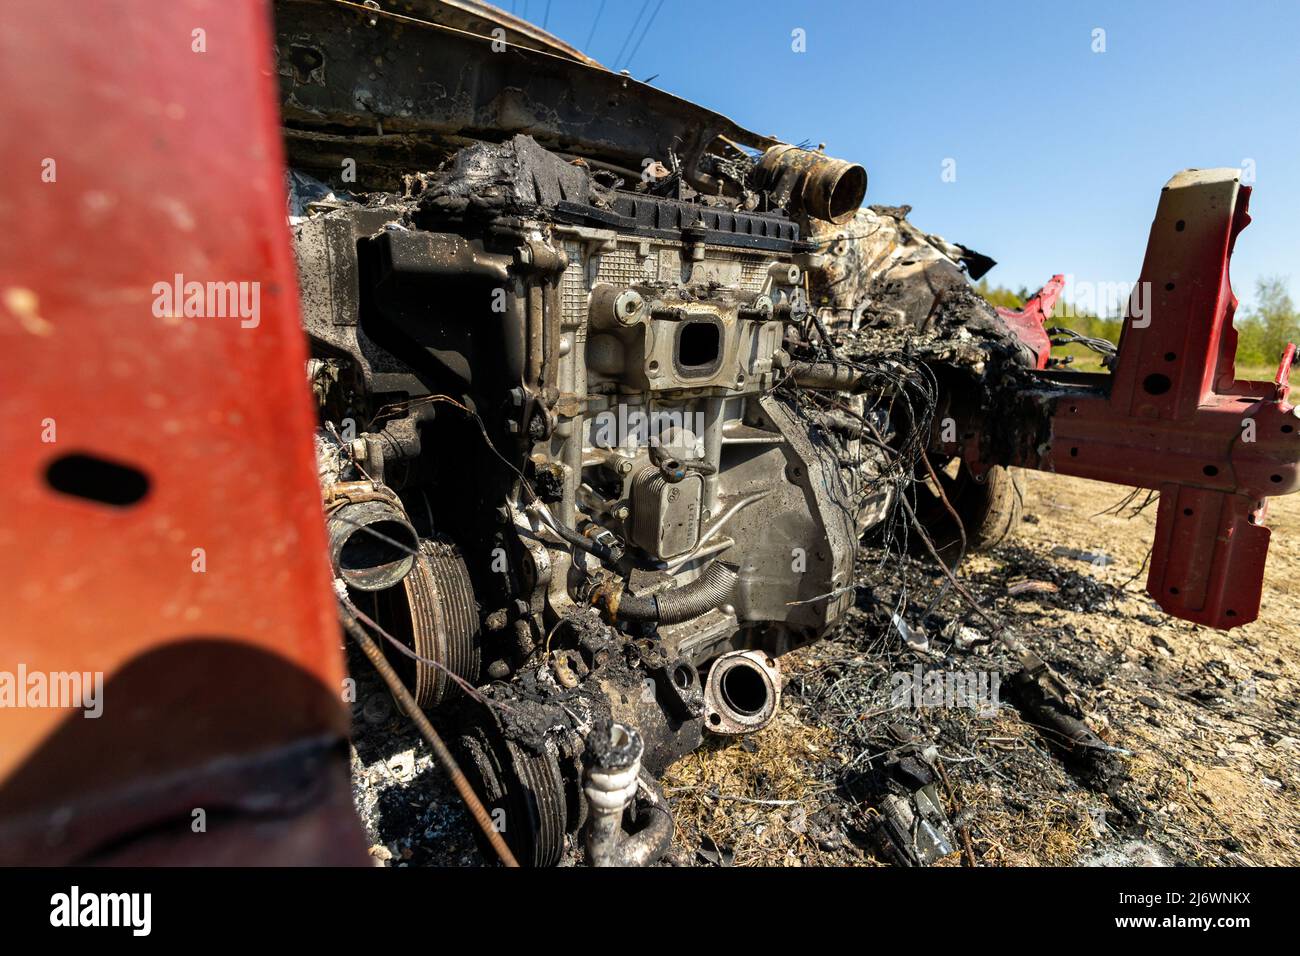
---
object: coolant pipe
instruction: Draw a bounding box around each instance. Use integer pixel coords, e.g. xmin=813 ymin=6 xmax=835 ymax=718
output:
xmin=584 ymin=722 xmax=673 ymax=868
xmin=613 ymin=560 xmax=739 ymax=624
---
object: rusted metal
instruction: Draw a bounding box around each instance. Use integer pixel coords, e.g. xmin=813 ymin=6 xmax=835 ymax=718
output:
xmin=754 ymin=144 xmax=868 ymax=224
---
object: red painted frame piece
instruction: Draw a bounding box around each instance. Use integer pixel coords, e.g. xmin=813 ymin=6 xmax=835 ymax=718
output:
xmin=0 ymin=3 xmax=366 ymax=862
xmin=1036 ymin=169 xmax=1299 ymax=628
xmin=996 ymin=274 xmax=1065 ymax=370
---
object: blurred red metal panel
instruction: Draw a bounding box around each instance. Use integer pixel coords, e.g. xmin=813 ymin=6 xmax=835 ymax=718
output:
xmin=0 ymin=1 xmax=362 ymax=862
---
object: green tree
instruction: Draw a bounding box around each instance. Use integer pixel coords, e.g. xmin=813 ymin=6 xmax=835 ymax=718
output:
xmin=1235 ymin=275 xmax=1296 ymax=370
xmin=974 ymin=278 xmax=1024 ymax=311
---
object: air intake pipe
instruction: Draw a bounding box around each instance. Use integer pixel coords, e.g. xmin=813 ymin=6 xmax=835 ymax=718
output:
xmin=753 ymin=144 xmax=867 ymax=225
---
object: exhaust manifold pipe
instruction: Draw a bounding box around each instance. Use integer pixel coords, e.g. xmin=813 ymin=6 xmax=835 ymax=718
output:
xmin=703 ymin=650 xmax=781 ymax=735
xmin=583 ymin=722 xmax=674 ymax=868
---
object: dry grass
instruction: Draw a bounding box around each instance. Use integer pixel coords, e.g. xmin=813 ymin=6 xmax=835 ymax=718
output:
xmin=662 ymin=710 xmax=858 ymax=866
xmin=662 ymin=473 xmax=1300 ymax=867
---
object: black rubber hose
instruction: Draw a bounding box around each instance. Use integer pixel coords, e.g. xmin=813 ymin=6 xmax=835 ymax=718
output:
xmin=550 ymin=520 xmax=620 ymax=563
xmin=615 ymin=561 xmax=740 ymax=624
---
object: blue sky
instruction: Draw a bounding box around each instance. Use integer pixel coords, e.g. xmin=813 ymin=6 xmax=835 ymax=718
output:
xmin=504 ymin=0 xmax=1299 ymax=313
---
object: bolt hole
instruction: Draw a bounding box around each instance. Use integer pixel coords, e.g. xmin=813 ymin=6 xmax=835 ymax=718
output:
xmin=1069 ymin=447 xmax=1078 ymax=457
xmin=1183 ymin=508 xmax=1193 ymax=516
xmin=1226 ymin=609 xmax=1237 ymax=618
xmin=1202 ymin=465 xmax=1219 ymax=477
xmin=1270 ymin=474 xmax=1283 ymax=483
xmin=1282 ymin=424 xmax=1294 ymax=433
xmin=1165 ymin=282 xmax=1175 ymax=292
xmin=1143 ymin=373 xmax=1172 ymax=395
xmin=45 ymin=452 xmax=150 ymax=507
xmin=1170 ymin=587 xmax=1180 ymax=595
xmin=1175 ymin=220 xmax=1186 ymax=232
xmin=1164 ymin=352 xmax=1177 ymax=362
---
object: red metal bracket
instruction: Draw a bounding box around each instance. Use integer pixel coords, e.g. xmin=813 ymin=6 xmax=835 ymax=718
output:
xmin=996 ymin=274 xmax=1065 ymax=370
xmin=984 ymin=170 xmax=1299 ymax=629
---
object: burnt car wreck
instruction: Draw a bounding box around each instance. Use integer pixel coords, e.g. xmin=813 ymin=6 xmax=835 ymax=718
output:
xmin=277 ymin=0 xmax=1300 ymax=866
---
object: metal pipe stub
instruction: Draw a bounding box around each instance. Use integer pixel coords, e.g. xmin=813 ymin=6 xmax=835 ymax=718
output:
xmin=703 ymin=650 xmax=781 ymax=734
xmin=325 ymin=485 xmax=419 ymax=592
xmin=584 ymin=721 xmax=674 ymax=867
xmin=754 ymin=144 xmax=867 ymax=225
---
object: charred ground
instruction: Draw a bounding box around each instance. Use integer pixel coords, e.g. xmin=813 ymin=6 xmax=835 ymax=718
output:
xmin=350 ymin=471 xmax=1300 ymax=866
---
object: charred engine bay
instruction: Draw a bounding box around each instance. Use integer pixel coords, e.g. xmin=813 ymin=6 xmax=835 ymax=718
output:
xmin=298 ymin=130 xmax=903 ymax=867
xmin=296 ymin=128 xmax=1080 ymax=866
xmin=280 ymin=0 xmax=1199 ymax=868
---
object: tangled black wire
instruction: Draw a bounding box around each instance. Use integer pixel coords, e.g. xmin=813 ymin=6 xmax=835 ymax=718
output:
xmin=782 ymin=339 xmax=944 ymax=625
xmin=1046 ymin=325 xmax=1118 ymax=367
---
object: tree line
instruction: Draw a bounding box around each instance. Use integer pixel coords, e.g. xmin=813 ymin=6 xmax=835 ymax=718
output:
xmin=975 ymin=275 xmax=1296 ymax=373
